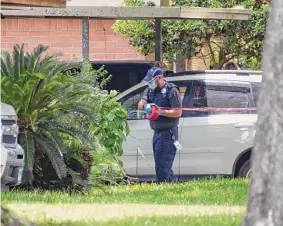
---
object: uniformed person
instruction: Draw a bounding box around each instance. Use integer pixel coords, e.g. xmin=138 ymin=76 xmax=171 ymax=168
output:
xmin=138 ymin=67 xmax=182 ymax=182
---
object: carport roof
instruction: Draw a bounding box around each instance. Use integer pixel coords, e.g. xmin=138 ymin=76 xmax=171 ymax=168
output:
xmin=1 ymin=6 xmax=252 ymax=20
xmin=1 ymin=0 xmax=66 ymax=8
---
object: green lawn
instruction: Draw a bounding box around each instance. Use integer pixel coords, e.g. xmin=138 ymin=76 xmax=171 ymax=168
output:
xmin=2 ymin=178 xmax=249 ymax=205
xmin=2 ymin=178 xmax=250 ymax=226
xmin=36 ymin=215 xmax=245 ymax=226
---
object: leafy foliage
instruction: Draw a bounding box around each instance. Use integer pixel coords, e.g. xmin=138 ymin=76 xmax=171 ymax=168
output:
xmin=66 ymin=61 xmax=129 ymax=157
xmin=95 ymin=95 xmax=129 ymax=156
xmin=113 ymin=0 xmax=269 ymax=69
xmin=88 ymin=96 xmax=129 ymax=187
xmin=1 ymin=44 xmax=105 ymax=186
xmin=33 ymin=60 xmax=129 ymax=190
xmin=71 ymin=63 xmax=129 ymax=187
xmin=89 ymin=150 xmax=125 ymax=186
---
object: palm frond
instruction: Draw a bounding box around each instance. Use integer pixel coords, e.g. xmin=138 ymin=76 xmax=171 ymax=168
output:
xmin=40 ymin=129 xmax=66 ymax=157
xmin=68 ymin=104 xmax=100 ymax=125
xmin=35 ymin=135 xmax=67 ymax=179
xmin=12 ymin=44 xmax=25 ymax=79
xmin=28 ymin=44 xmax=49 ymax=73
xmin=27 ymin=79 xmax=45 ymax=112
xmin=19 ymin=130 xmax=36 ymax=185
xmin=0 ymin=51 xmax=13 ymax=78
xmin=39 ymin=120 xmax=98 ymax=151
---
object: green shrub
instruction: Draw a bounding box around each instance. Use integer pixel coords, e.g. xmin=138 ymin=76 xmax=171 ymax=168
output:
xmin=1 ymin=45 xmax=129 ymax=190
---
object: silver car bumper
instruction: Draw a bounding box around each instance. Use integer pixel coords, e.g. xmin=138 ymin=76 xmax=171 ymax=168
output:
xmin=1 ymin=144 xmax=24 ymax=187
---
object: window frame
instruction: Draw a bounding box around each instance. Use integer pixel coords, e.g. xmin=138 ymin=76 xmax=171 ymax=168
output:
xmin=120 ymin=86 xmax=148 ymax=121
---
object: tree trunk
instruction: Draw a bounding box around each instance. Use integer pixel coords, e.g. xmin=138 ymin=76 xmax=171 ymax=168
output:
xmin=241 ymin=0 xmax=283 ymax=225
xmin=174 ymin=54 xmax=187 ymax=72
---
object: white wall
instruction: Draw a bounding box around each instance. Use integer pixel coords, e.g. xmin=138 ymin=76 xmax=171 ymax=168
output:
xmin=67 ymin=0 xmax=161 ymax=7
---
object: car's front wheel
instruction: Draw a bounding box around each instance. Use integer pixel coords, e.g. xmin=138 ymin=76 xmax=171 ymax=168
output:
xmin=238 ymin=159 xmax=251 ymax=178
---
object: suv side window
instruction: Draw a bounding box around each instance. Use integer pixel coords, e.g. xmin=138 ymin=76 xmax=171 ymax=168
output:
xmin=120 ymin=81 xmax=188 ymax=120
xmin=183 ymin=80 xmax=254 ymax=117
xmin=120 ymin=87 xmax=147 ymax=120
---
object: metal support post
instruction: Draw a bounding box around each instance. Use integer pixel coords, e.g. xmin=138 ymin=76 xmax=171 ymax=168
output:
xmin=82 ymin=17 xmax=89 ymax=73
xmin=155 ymin=18 xmax=162 ymax=62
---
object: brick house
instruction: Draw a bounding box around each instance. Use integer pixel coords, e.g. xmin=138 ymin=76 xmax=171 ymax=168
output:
xmin=0 ymin=0 xmax=162 ymax=62
xmin=1 ymin=18 xmax=146 ymax=62
xmin=0 ymin=0 xmax=209 ymax=69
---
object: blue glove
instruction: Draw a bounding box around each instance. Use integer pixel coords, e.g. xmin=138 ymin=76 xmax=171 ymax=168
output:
xmin=144 ymin=103 xmax=164 ymax=116
xmin=144 ymin=103 xmax=154 ymax=114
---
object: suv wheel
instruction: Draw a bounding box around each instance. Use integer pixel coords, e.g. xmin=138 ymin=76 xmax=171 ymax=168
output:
xmin=238 ymin=159 xmax=251 ymax=178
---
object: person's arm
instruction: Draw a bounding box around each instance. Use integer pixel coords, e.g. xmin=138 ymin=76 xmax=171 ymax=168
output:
xmin=162 ymin=88 xmax=182 ymax=118
xmin=162 ymin=108 xmax=182 ymax=118
xmin=137 ymin=87 xmax=149 ymax=110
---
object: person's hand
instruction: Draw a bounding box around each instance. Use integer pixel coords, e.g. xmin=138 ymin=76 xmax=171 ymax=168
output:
xmin=138 ymin=100 xmax=147 ymax=110
xmin=145 ymin=104 xmax=164 ymax=120
xmin=144 ymin=103 xmax=154 ymax=114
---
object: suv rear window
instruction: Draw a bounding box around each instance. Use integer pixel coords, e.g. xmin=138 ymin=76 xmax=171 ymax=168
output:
xmin=182 ymin=80 xmax=255 ymax=117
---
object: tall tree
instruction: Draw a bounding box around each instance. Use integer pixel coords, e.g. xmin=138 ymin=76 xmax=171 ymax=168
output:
xmin=114 ymin=0 xmax=268 ymax=69
xmin=242 ymin=0 xmax=283 ymax=225
xmin=254 ymin=0 xmax=270 ymax=9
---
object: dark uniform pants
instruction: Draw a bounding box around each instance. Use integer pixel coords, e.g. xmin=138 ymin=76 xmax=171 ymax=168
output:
xmin=153 ymin=127 xmax=178 ymax=183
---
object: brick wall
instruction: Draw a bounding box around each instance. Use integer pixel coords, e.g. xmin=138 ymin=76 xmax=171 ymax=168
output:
xmin=1 ymin=18 xmax=145 ymax=61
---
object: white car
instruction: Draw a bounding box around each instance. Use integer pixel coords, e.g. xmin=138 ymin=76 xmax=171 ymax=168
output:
xmin=116 ymin=70 xmax=262 ymax=181
xmin=1 ymin=103 xmax=25 ymax=191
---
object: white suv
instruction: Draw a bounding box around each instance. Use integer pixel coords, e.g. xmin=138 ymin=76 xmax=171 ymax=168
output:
xmin=116 ymin=70 xmax=262 ymax=181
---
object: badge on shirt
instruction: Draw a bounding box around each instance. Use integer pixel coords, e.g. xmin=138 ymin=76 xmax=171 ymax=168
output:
xmin=161 ymin=88 xmax=167 ymax=94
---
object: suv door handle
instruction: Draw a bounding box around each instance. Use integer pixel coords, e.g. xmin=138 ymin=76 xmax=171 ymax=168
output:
xmin=234 ymin=122 xmax=254 ymax=129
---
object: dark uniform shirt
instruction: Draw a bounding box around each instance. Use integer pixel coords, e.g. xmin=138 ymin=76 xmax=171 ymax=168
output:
xmin=141 ymin=82 xmax=182 ymax=131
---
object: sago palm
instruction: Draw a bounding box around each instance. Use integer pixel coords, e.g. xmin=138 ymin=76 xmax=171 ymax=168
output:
xmin=1 ymin=44 xmax=104 ymax=185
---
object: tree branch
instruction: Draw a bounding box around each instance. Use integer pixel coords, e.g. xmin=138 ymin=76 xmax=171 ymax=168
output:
xmin=205 ymin=34 xmax=217 ymax=66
